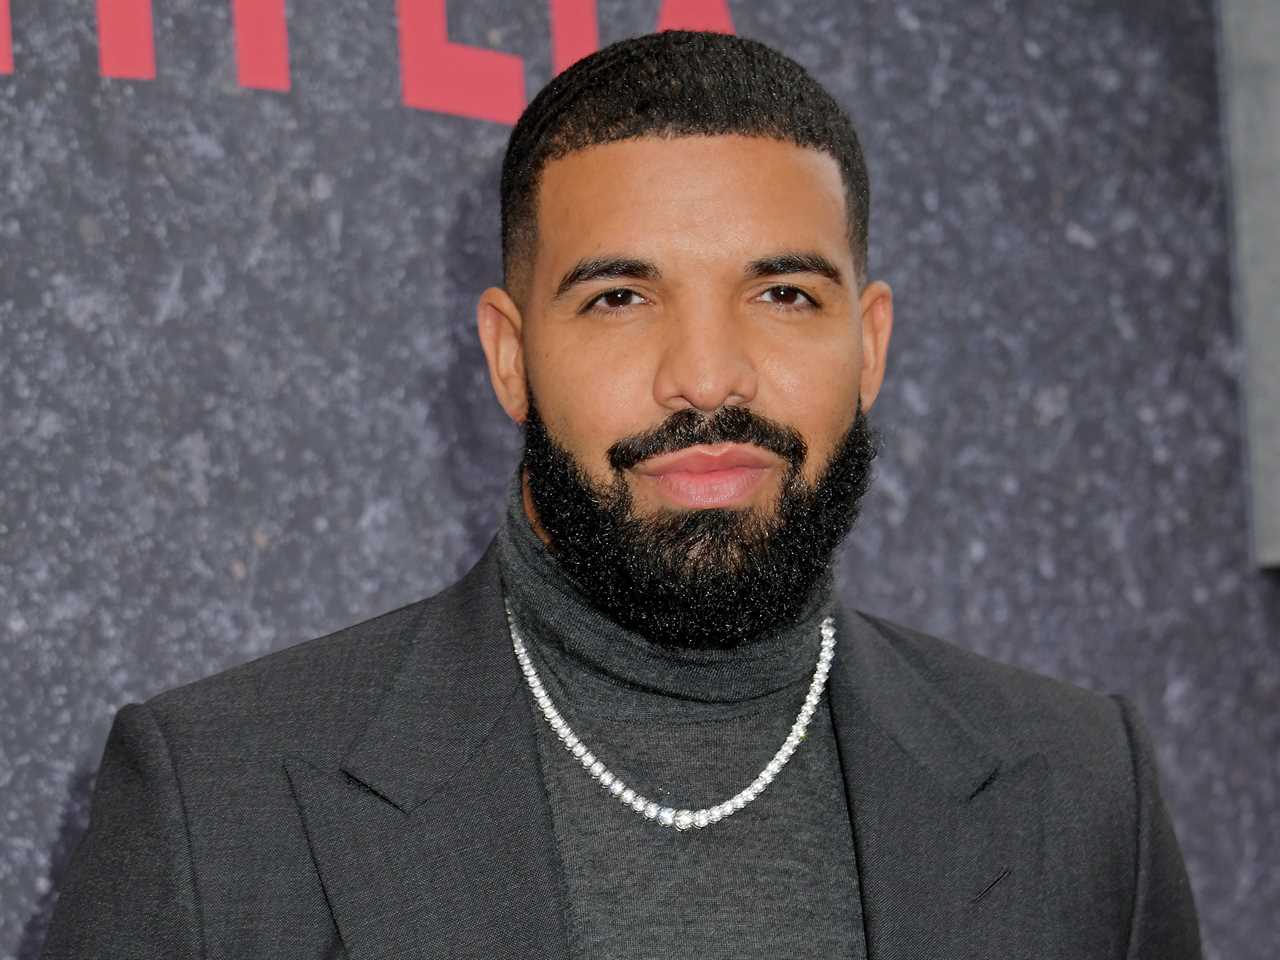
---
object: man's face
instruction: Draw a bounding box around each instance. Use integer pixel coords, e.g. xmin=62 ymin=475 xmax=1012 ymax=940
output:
xmin=478 ymin=134 xmax=893 ymax=645
xmin=527 ymin=134 xmax=875 ymax=507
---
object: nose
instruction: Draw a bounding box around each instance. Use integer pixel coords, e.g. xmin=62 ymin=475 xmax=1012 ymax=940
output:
xmin=652 ymin=300 xmax=758 ymax=414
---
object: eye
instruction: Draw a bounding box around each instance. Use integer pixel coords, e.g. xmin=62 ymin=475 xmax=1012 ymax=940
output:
xmin=583 ymin=288 xmax=647 ymax=312
xmin=758 ymin=285 xmax=819 ymax=309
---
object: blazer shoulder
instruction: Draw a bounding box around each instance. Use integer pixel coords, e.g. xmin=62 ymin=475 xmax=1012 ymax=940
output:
xmin=844 ymin=613 xmax=1200 ymax=956
xmin=851 ymin=609 xmax=1133 ymax=768
xmin=153 ymin=593 xmax=421 ymax=709
xmin=152 ymin=541 xmax=500 ymax=706
xmin=143 ymin=544 xmax=502 ymax=764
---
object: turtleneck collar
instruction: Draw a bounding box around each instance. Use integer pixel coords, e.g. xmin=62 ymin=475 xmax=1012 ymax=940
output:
xmin=495 ymin=469 xmax=836 ymax=706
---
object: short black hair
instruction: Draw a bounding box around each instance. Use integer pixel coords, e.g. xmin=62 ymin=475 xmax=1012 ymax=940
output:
xmin=500 ymin=30 xmax=871 ymax=297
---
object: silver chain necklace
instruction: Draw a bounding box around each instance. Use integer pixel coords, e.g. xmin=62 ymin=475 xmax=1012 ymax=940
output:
xmin=505 ymin=603 xmax=837 ymax=831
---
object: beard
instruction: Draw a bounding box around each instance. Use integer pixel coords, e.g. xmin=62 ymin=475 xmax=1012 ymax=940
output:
xmin=520 ymin=395 xmax=879 ymax=650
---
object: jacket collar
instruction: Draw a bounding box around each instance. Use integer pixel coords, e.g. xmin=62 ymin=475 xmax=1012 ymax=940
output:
xmin=341 ymin=540 xmax=1014 ymax=810
xmin=286 ymin=539 xmax=571 ymax=959
xmin=828 ymin=606 xmax=1046 ymax=958
xmin=829 ymin=605 xmax=1003 ymax=800
xmin=339 ymin=539 xmax=521 ymax=812
xmin=289 ymin=540 xmax=1043 ymax=960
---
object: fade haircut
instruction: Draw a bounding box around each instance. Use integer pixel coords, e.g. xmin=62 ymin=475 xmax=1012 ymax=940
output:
xmin=500 ymin=30 xmax=871 ymax=298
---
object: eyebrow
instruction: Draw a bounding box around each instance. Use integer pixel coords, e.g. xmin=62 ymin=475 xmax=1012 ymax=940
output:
xmin=552 ymin=250 xmax=844 ymax=300
xmin=745 ymin=252 xmax=844 ymax=286
xmin=553 ymin=256 xmax=662 ymax=300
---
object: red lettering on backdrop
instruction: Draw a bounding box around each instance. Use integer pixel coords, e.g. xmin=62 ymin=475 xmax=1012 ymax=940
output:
xmin=233 ymin=0 xmax=290 ymax=91
xmin=549 ymin=0 xmax=598 ymax=76
xmin=97 ymin=0 xmax=156 ymax=79
xmin=397 ymin=0 xmax=525 ymax=124
xmin=0 ymin=0 xmax=733 ymax=107
xmin=655 ymin=0 xmax=734 ymax=34
xmin=0 ymin=0 xmax=12 ymax=75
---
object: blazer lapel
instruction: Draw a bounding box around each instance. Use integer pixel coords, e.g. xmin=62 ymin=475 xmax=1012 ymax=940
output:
xmin=829 ymin=609 xmax=1047 ymax=960
xmin=283 ymin=539 xmax=1046 ymax=959
xmin=285 ymin=542 xmax=570 ymax=960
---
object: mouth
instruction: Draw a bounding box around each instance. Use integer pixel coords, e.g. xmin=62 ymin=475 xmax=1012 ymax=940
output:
xmin=633 ymin=443 xmax=778 ymax=508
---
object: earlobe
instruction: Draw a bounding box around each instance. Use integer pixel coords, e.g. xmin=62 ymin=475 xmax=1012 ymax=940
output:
xmin=475 ymin=287 xmax=529 ymax=423
xmin=857 ymin=280 xmax=894 ymax=412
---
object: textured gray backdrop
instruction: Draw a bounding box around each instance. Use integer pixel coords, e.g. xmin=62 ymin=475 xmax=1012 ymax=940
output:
xmin=2 ymin=1 xmax=1276 ymax=958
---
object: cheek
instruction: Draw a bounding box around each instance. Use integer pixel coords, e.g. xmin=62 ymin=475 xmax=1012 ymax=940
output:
xmin=762 ymin=341 xmax=863 ymax=482
xmin=527 ymin=331 xmax=658 ymax=479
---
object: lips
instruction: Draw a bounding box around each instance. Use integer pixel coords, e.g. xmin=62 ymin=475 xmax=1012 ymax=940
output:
xmin=634 ymin=443 xmax=778 ymax=476
xmin=634 ymin=443 xmax=777 ymax=508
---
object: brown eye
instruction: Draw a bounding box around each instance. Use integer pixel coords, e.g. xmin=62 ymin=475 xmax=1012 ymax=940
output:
xmin=603 ymin=290 xmax=635 ymax=308
xmin=586 ymin=288 xmax=645 ymax=311
xmin=759 ymin=285 xmax=816 ymax=308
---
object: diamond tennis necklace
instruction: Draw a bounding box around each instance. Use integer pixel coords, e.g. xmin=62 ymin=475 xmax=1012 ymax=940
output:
xmin=505 ymin=603 xmax=837 ymax=831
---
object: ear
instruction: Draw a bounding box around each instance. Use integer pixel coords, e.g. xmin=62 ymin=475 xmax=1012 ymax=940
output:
xmin=856 ymin=280 xmax=894 ymax=411
xmin=476 ymin=286 xmax=529 ymax=423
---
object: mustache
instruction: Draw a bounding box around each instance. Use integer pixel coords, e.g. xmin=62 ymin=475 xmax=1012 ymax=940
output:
xmin=607 ymin=406 xmax=808 ymax=472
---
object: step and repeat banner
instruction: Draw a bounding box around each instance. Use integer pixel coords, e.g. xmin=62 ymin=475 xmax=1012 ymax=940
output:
xmin=2 ymin=1 xmax=1276 ymax=957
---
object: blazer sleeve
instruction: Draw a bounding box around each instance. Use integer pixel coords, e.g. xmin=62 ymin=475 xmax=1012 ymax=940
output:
xmin=1112 ymin=695 xmax=1202 ymax=960
xmin=41 ymin=702 xmax=203 ymax=960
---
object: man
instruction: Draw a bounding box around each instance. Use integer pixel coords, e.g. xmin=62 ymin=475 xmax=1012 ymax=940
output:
xmin=42 ymin=30 xmax=1200 ymax=960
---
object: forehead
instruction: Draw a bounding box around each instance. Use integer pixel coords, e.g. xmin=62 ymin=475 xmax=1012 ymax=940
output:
xmin=533 ymin=135 xmax=849 ymax=272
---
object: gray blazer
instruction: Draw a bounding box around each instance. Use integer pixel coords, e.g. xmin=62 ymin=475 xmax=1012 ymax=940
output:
xmin=41 ymin=539 xmax=1201 ymax=959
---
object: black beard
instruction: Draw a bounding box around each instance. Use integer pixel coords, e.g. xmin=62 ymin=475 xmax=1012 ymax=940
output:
xmin=520 ymin=398 xmax=878 ymax=650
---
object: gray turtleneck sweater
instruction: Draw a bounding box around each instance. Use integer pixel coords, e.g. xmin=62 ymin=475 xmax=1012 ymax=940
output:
xmin=495 ymin=475 xmax=868 ymax=960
